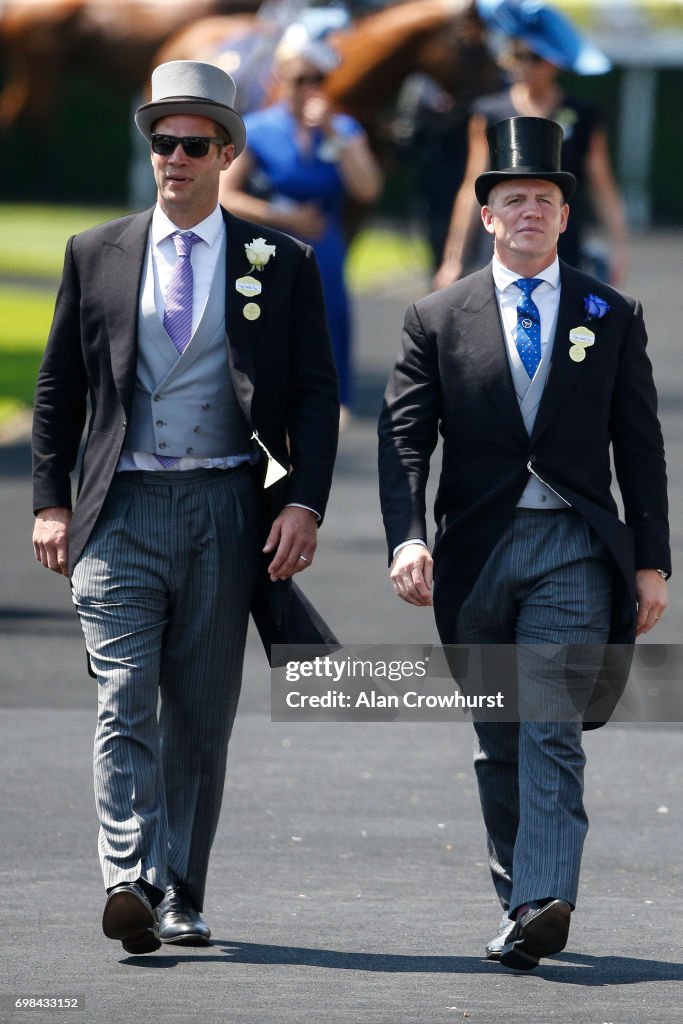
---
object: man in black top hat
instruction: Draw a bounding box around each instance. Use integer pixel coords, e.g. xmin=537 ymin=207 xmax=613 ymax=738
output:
xmin=378 ymin=116 xmax=670 ymax=969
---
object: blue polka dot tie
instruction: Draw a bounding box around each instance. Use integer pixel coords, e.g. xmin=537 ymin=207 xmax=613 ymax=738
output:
xmin=514 ymin=277 xmax=543 ymax=379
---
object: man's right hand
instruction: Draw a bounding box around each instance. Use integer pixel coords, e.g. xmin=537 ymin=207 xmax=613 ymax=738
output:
xmin=33 ymin=506 xmax=72 ymax=576
xmin=390 ymin=543 xmax=434 ymax=607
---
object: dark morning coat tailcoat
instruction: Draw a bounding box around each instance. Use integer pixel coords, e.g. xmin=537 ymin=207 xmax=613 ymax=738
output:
xmin=32 ymin=206 xmax=340 ymax=656
xmin=378 ymin=262 xmax=670 ymax=725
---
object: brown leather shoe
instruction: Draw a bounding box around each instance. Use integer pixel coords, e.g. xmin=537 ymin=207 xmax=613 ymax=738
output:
xmin=498 ymin=899 xmax=571 ymax=971
xmin=157 ymin=885 xmax=211 ymax=946
xmin=102 ymin=883 xmax=161 ymax=955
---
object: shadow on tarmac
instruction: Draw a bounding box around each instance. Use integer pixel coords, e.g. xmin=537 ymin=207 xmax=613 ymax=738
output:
xmin=119 ymin=941 xmax=683 ymax=985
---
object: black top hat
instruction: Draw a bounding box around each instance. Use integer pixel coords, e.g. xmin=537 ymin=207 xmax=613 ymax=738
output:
xmin=474 ymin=117 xmax=576 ymax=205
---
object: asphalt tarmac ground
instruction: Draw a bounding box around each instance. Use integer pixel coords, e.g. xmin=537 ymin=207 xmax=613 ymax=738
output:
xmin=1 ymin=231 xmax=681 ymax=1023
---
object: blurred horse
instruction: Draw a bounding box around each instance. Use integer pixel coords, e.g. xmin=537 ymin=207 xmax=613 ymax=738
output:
xmin=153 ymin=0 xmax=499 ymax=134
xmin=151 ymin=1 xmax=500 ymax=242
xmin=0 ymin=0 xmax=262 ymax=131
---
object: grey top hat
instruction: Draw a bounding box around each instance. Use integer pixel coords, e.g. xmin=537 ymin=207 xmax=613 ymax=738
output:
xmin=135 ymin=60 xmax=246 ymax=157
xmin=475 ymin=116 xmax=576 ymax=205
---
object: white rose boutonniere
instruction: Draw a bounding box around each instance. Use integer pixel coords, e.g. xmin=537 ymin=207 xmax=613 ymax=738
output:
xmin=245 ymin=237 xmax=276 ymax=271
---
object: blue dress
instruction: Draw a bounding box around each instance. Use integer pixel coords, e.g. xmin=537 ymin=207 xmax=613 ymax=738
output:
xmin=243 ymin=103 xmax=363 ymax=406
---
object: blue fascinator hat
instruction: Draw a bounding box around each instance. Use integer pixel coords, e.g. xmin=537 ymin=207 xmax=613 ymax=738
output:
xmin=476 ymin=0 xmax=611 ymax=75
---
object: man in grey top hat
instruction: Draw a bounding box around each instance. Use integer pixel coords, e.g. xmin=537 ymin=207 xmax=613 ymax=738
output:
xmin=32 ymin=60 xmax=339 ymax=954
xmin=378 ymin=116 xmax=669 ymax=969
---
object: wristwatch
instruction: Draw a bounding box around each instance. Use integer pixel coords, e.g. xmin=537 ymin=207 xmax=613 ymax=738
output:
xmin=655 ymin=569 xmax=670 ymax=581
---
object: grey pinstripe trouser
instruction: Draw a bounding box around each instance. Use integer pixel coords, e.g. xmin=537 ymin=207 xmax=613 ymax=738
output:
xmin=455 ymin=509 xmax=613 ymax=915
xmin=71 ymin=467 xmax=261 ymax=911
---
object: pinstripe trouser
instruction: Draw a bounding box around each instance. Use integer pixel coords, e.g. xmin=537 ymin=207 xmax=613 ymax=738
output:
xmin=454 ymin=509 xmax=613 ymax=915
xmin=71 ymin=467 xmax=261 ymax=911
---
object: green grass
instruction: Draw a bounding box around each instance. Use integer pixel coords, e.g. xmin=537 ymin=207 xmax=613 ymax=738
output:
xmin=0 ymin=202 xmax=429 ymax=287
xmin=347 ymin=227 xmax=429 ymax=290
xmin=0 ymin=203 xmax=429 ymax=424
xmin=0 ymin=285 xmax=58 ymax=407
xmin=0 ymin=203 xmax=126 ymax=280
xmin=0 ymin=396 xmax=27 ymax=420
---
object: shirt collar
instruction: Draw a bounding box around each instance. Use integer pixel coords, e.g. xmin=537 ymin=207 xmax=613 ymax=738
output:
xmin=492 ymin=254 xmax=560 ymax=294
xmin=152 ymin=204 xmax=224 ymax=248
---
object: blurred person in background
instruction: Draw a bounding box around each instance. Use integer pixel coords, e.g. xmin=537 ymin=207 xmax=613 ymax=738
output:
xmin=392 ymin=73 xmax=476 ymax=274
xmin=434 ymin=0 xmax=629 ymax=290
xmin=220 ymin=21 xmax=383 ymax=424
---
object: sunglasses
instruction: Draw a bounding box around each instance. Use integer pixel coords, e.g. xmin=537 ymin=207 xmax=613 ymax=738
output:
xmin=290 ymin=73 xmax=325 ymax=87
xmin=151 ymin=134 xmax=227 ymax=158
xmin=509 ymin=49 xmax=544 ymax=65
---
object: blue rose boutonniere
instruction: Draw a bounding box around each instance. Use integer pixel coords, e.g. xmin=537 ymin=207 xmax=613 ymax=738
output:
xmin=584 ymin=293 xmax=610 ymax=321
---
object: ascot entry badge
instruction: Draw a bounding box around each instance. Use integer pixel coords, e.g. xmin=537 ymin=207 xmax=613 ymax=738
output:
xmin=569 ymin=327 xmax=595 ymax=346
xmin=568 ymin=326 xmax=595 ymax=363
xmin=243 ymin=302 xmax=261 ymax=321
xmin=236 ymin=275 xmax=262 ymax=297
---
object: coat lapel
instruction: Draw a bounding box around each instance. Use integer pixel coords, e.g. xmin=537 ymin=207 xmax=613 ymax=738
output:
xmin=454 ymin=267 xmax=528 ymax=442
xmin=223 ymin=209 xmax=257 ymax=425
xmin=529 ymin=262 xmax=589 ymax=445
xmin=103 ymin=209 xmax=152 ymax=412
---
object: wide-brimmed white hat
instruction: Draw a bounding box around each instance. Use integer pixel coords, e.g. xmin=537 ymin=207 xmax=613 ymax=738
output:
xmin=274 ymin=22 xmax=341 ymax=74
xmin=135 ymin=60 xmax=246 ymax=156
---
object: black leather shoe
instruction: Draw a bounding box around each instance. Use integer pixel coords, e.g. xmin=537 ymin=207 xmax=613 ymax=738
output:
xmin=102 ymin=882 xmax=161 ymax=955
xmin=157 ymin=885 xmax=211 ymax=946
xmin=485 ymin=913 xmax=516 ymax=960
xmin=499 ymin=899 xmax=571 ymax=971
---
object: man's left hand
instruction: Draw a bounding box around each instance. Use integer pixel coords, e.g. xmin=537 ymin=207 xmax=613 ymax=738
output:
xmin=263 ymin=506 xmax=318 ymax=581
xmin=635 ymin=568 xmax=668 ymax=635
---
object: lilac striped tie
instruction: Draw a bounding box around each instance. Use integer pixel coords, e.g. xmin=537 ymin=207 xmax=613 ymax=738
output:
xmin=157 ymin=230 xmax=201 ymax=467
xmin=164 ymin=231 xmax=201 ymax=354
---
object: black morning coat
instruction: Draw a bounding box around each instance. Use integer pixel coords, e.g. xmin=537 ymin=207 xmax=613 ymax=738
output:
xmin=378 ymin=262 xmax=671 ymax=727
xmin=32 ymin=207 xmax=341 ymax=659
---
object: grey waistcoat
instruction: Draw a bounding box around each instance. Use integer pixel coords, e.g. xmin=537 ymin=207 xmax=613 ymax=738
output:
xmin=124 ymin=236 xmax=251 ymax=460
xmin=507 ymin=331 xmax=569 ymax=510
